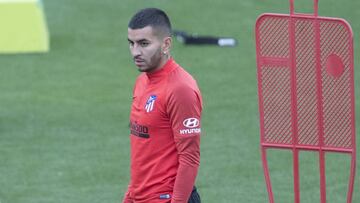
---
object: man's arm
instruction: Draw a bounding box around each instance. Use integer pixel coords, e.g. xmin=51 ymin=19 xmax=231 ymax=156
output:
xmin=122 ymin=188 xmax=132 ymax=203
xmin=167 ymin=85 xmax=202 ymax=203
xmin=171 ymin=136 xmax=200 ymax=203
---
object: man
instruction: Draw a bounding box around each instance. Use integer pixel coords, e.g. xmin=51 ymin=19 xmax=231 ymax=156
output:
xmin=123 ymin=8 xmax=202 ymax=203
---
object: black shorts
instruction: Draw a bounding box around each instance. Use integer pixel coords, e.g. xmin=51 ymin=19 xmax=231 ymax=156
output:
xmin=188 ymin=187 xmax=201 ymax=203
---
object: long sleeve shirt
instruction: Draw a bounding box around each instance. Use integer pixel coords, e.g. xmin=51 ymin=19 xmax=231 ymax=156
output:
xmin=123 ymin=58 xmax=202 ymax=203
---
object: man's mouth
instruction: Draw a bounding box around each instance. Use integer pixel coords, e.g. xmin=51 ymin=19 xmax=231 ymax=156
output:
xmin=135 ymin=59 xmax=145 ymax=66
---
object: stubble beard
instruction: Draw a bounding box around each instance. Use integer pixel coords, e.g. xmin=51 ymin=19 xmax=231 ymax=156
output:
xmin=138 ymin=48 xmax=163 ymax=73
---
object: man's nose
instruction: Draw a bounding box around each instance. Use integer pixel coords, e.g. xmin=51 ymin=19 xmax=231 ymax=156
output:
xmin=130 ymin=45 xmax=141 ymax=57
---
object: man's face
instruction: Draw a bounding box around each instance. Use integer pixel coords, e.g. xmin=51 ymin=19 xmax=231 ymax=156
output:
xmin=128 ymin=26 xmax=165 ymax=72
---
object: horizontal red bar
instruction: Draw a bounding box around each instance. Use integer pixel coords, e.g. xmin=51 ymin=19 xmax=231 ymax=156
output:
xmin=261 ymin=143 xmax=353 ymax=153
xmin=260 ymin=57 xmax=289 ymax=67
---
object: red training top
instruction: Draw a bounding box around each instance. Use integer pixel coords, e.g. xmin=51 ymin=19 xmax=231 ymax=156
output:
xmin=123 ymin=58 xmax=202 ymax=203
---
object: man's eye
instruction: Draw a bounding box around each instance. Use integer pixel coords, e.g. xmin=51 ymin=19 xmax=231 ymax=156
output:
xmin=129 ymin=41 xmax=134 ymax=46
xmin=140 ymin=42 xmax=149 ymax=47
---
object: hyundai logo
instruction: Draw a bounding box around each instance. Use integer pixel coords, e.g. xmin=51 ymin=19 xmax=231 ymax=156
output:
xmin=183 ymin=118 xmax=200 ymax=128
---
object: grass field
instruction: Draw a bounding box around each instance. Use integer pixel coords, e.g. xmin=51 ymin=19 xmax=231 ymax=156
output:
xmin=0 ymin=0 xmax=359 ymax=202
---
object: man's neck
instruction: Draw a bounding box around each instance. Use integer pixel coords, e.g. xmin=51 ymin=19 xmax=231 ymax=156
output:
xmin=149 ymin=55 xmax=171 ymax=73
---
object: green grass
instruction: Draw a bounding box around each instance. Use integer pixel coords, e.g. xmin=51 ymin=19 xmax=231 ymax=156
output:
xmin=0 ymin=0 xmax=359 ymax=202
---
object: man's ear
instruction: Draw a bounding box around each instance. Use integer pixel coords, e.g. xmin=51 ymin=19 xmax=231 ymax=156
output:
xmin=162 ymin=36 xmax=172 ymax=54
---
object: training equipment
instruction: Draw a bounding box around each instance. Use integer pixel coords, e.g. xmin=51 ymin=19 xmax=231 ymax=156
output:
xmin=0 ymin=0 xmax=49 ymax=53
xmin=173 ymin=30 xmax=237 ymax=47
xmin=255 ymin=0 xmax=356 ymax=202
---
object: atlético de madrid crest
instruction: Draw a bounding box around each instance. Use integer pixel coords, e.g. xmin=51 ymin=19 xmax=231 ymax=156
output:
xmin=145 ymin=95 xmax=157 ymax=113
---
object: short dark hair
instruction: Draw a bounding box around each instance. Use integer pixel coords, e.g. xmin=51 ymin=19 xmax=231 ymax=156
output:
xmin=128 ymin=8 xmax=172 ymax=37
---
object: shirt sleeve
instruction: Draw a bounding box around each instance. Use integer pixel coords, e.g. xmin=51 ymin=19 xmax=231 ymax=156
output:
xmin=167 ymin=85 xmax=202 ymax=203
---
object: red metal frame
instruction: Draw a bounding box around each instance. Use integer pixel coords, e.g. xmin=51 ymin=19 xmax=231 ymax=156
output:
xmin=255 ymin=0 xmax=356 ymax=202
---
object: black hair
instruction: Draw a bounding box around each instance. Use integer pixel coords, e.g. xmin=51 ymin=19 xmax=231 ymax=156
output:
xmin=128 ymin=8 xmax=172 ymax=36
